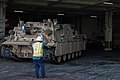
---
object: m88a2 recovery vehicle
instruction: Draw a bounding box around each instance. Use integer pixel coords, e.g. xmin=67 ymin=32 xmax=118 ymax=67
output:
xmin=1 ymin=19 xmax=86 ymax=63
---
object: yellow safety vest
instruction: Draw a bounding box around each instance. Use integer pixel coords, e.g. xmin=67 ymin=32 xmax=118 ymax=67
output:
xmin=32 ymin=42 xmax=43 ymax=57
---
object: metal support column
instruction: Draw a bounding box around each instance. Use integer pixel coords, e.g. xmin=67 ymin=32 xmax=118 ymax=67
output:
xmin=0 ymin=3 xmax=6 ymax=40
xmin=104 ymin=11 xmax=113 ymax=50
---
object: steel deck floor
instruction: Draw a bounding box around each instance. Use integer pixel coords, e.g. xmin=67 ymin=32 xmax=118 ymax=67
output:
xmin=0 ymin=50 xmax=120 ymax=80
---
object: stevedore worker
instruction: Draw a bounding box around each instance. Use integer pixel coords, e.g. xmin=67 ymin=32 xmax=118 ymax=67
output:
xmin=32 ymin=34 xmax=47 ymax=79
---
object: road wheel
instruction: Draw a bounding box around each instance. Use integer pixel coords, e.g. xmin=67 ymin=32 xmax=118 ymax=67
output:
xmin=56 ymin=56 xmax=62 ymax=63
xmin=79 ymin=51 xmax=81 ymax=56
xmin=68 ymin=54 xmax=71 ymax=60
xmin=72 ymin=53 xmax=74 ymax=58
xmin=75 ymin=52 xmax=78 ymax=57
xmin=1 ymin=46 xmax=12 ymax=58
xmin=63 ymin=55 xmax=67 ymax=61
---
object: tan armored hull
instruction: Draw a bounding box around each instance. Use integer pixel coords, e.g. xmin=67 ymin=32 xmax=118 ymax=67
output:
xmin=1 ymin=20 xmax=86 ymax=63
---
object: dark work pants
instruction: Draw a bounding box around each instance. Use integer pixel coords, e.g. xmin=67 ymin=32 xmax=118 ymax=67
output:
xmin=33 ymin=58 xmax=45 ymax=78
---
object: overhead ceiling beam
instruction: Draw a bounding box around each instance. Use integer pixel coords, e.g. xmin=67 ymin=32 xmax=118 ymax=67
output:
xmin=46 ymin=0 xmax=111 ymax=11
xmin=59 ymin=0 xmax=110 ymax=5
xmin=86 ymin=7 xmax=107 ymax=11
xmin=60 ymin=0 xmax=95 ymax=5
xmin=77 ymin=0 xmax=111 ymax=10
xmin=0 ymin=0 xmax=8 ymax=3
xmin=45 ymin=0 xmax=110 ymax=6
xmin=7 ymin=0 xmax=15 ymax=5
xmin=52 ymin=3 xmax=107 ymax=11
xmin=14 ymin=0 xmax=48 ymax=6
xmin=46 ymin=0 xmax=62 ymax=7
xmin=12 ymin=0 xmax=112 ymax=10
xmin=99 ymin=4 xmax=120 ymax=8
xmin=45 ymin=0 xmax=59 ymax=2
xmin=7 ymin=0 xmax=14 ymax=3
xmin=52 ymin=3 xmax=82 ymax=9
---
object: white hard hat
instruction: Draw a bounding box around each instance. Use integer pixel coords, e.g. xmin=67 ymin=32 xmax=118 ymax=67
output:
xmin=36 ymin=36 xmax=43 ymax=41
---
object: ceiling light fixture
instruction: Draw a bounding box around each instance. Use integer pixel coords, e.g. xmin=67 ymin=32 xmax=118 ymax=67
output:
xmin=14 ymin=10 xmax=23 ymax=13
xmin=57 ymin=13 xmax=64 ymax=16
xmin=90 ymin=16 xmax=97 ymax=18
xmin=103 ymin=2 xmax=113 ymax=5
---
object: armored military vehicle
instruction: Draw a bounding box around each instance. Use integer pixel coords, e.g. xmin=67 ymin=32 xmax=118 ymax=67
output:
xmin=1 ymin=19 xmax=86 ymax=63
